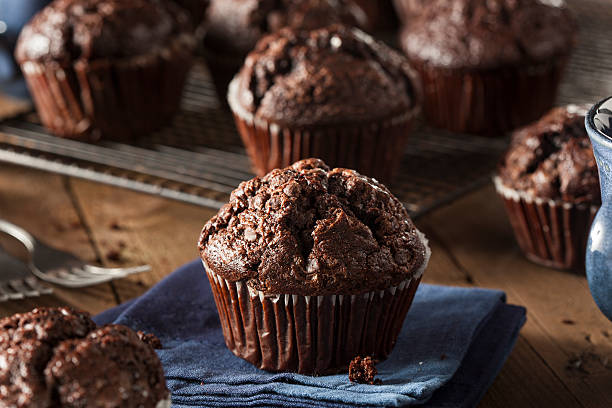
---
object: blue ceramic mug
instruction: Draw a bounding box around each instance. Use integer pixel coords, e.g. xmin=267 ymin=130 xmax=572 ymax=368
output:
xmin=585 ymin=97 xmax=612 ymax=321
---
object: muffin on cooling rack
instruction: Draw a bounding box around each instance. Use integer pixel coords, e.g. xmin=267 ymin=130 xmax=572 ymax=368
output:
xmin=495 ymin=105 xmax=599 ymax=272
xmin=400 ymin=0 xmax=576 ymax=135
xmin=0 ymin=307 xmax=169 ymax=407
xmin=199 ymin=158 xmax=430 ymax=375
xmin=202 ymin=0 xmax=367 ymax=104
xmin=171 ymin=0 xmax=209 ymax=27
xmin=15 ymin=0 xmax=196 ymax=141
xmin=228 ymin=24 xmax=421 ymax=182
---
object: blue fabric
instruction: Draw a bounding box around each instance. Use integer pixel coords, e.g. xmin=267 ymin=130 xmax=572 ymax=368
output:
xmin=95 ymin=260 xmax=526 ymax=407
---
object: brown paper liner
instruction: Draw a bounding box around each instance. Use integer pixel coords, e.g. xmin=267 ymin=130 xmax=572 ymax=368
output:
xmin=205 ymin=266 xmax=422 ymax=375
xmin=20 ymin=35 xmax=195 ymax=141
xmin=409 ymin=57 xmax=568 ymax=135
xmin=494 ymin=177 xmax=598 ymax=273
xmin=228 ymin=78 xmax=419 ymax=183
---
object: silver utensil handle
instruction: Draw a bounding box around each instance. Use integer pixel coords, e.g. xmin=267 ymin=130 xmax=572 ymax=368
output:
xmin=0 ymin=219 xmax=36 ymax=252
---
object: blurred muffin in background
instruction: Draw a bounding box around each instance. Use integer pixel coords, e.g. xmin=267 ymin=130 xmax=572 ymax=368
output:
xmin=15 ymin=0 xmax=196 ymax=141
xmin=393 ymin=0 xmax=426 ymax=22
xmin=495 ymin=105 xmax=599 ymax=272
xmin=352 ymin=0 xmax=399 ymax=32
xmin=202 ymin=0 xmax=368 ymax=105
xmin=228 ymin=24 xmax=421 ymax=182
xmin=400 ymin=0 xmax=576 ymax=135
xmin=171 ymin=0 xmax=209 ymax=28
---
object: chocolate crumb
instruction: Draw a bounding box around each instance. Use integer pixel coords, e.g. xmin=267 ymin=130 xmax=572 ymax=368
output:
xmin=562 ymin=319 xmax=576 ymax=325
xmin=118 ymin=240 xmax=127 ymax=249
xmin=602 ymin=330 xmax=610 ymax=339
xmin=349 ymin=356 xmax=381 ymax=385
xmin=440 ymin=354 xmax=447 ymax=361
xmin=585 ymin=334 xmax=592 ymax=343
xmin=137 ymin=331 xmax=162 ymax=349
xmin=106 ymin=249 xmax=122 ymax=262
xmin=110 ymin=221 xmax=122 ymax=231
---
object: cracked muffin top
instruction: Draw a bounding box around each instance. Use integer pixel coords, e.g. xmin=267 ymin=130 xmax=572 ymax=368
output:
xmin=497 ymin=105 xmax=600 ymax=204
xmin=198 ymin=158 xmax=429 ymax=296
xmin=15 ymin=0 xmax=192 ymax=65
xmin=0 ymin=307 xmax=168 ymax=408
xmin=399 ymin=0 xmax=576 ymax=69
xmin=229 ymin=24 xmax=420 ymax=127
xmin=204 ymin=0 xmax=367 ymax=56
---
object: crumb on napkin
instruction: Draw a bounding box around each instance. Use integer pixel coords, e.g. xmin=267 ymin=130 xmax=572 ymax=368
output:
xmin=349 ymin=356 xmax=382 ymax=385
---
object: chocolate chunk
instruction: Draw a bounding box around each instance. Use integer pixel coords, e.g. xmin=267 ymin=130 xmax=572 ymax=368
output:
xmin=348 ymin=356 xmax=381 ymax=385
xmin=138 ymin=331 xmax=163 ymax=349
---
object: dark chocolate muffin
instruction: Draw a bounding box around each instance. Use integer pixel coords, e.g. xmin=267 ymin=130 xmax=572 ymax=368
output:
xmin=229 ymin=24 xmax=421 ymax=182
xmin=171 ymin=0 xmax=209 ymax=26
xmin=400 ymin=0 xmax=576 ymax=135
xmin=199 ymin=158 xmax=430 ymax=374
xmin=15 ymin=0 xmax=196 ymax=140
xmin=202 ymin=0 xmax=367 ymax=103
xmin=495 ymin=105 xmax=599 ymax=271
xmin=0 ymin=307 xmax=169 ymax=407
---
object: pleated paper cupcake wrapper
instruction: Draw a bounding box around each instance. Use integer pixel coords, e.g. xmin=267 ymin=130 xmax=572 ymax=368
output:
xmin=204 ymin=232 xmax=430 ymax=375
xmin=20 ymin=34 xmax=195 ymax=141
xmin=410 ymin=57 xmax=568 ymax=135
xmin=494 ymin=177 xmax=598 ymax=272
xmin=227 ymin=77 xmax=419 ymax=183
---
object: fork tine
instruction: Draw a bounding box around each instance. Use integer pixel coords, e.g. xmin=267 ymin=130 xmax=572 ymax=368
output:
xmin=9 ymin=279 xmax=40 ymax=297
xmin=84 ymin=265 xmax=151 ymax=275
xmin=0 ymin=282 xmax=25 ymax=300
xmin=24 ymin=277 xmax=53 ymax=295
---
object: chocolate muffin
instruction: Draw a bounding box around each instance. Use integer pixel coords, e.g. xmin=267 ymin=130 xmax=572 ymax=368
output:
xmin=400 ymin=0 xmax=576 ymax=135
xmin=171 ymin=0 xmax=209 ymax=27
xmin=199 ymin=158 xmax=430 ymax=374
xmin=202 ymin=0 xmax=367 ymax=104
xmin=495 ymin=105 xmax=599 ymax=271
xmin=228 ymin=24 xmax=421 ymax=182
xmin=393 ymin=0 xmax=427 ymax=22
xmin=15 ymin=0 xmax=196 ymax=141
xmin=0 ymin=307 xmax=169 ymax=407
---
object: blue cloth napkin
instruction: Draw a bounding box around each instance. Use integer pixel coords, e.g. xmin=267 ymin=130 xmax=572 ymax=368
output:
xmin=95 ymin=260 xmax=526 ymax=407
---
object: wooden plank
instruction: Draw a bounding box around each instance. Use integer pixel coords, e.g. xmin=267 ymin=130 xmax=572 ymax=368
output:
xmin=417 ymin=184 xmax=612 ymax=408
xmin=0 ymin=165 xmax=117 ymax=317
xmin=421 ymin=225 xmax=581 ymax=407
xmin=68 ymin=178 xmax=217 ymax=302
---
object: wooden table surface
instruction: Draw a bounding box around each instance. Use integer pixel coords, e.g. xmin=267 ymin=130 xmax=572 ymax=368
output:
xmin=1 ymin=163 xmax=611 ymax=407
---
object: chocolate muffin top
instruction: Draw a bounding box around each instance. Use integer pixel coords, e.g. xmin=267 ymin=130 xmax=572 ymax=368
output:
xmin=400 ymin=0 xmax=576 ymax=69
xmin=15 ymin=0 xmax=192 ymax=65
xmin=204 ymin=0 xmax=368 ymax=56
xmin=229 ymin=25 xmax=420 ymax=127
xmin=497 ymin=105 xmax=600 ymax=204
xmin=0 ymin=307 xmax=168 ymax=407
xmin=46 ymin=325 xmax=168 ymax=407
xmin=171 ymin=0 xmax=209 ymax=25
xmin=199 ymin=159 xmax=429 ymax=296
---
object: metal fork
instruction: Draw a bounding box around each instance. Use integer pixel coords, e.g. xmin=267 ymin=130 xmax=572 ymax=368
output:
xmin=0 ymin=248 xmax=53 ymax=300
xmin=0 ymin=219 xmax=151 ymax=288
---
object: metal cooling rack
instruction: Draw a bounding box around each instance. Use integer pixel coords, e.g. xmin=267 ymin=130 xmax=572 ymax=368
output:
xmin=0 ymin=0 xmax=608 ymax=218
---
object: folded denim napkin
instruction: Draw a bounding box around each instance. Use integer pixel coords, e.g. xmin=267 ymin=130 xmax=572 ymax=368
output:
xmin=95 ymin=260 xmax=526 ymax=407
